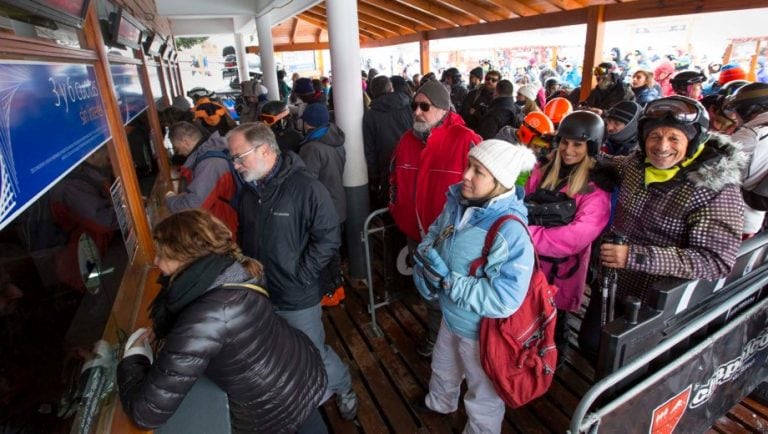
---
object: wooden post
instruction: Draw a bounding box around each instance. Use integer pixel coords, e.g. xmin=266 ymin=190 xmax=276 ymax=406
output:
xmin=580 ymin=5 xmax=605 ymax=103
xmin=420 ymin=34 xmax=430 ymax=76
xmin=749 ymin=40 xmax=761 ymax=82
xmin=83 ymin=3 xmax=153 ymax=264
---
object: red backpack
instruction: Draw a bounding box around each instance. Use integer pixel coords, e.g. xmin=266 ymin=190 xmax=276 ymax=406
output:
xmin=470 ymin=214 xmax=559 ymax=408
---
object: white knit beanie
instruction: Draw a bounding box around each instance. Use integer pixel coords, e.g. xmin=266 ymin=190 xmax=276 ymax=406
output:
xmin=518 ymin=84 xmax=539 ymax=101
xmin=468 ymin=139 xmax=537 ymax=189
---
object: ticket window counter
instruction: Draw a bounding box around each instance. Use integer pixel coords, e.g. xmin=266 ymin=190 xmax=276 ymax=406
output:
xmin=0 ymin=146 xmax=129 ymax=431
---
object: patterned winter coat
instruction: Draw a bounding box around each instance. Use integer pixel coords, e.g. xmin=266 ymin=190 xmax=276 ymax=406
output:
xmin=524 ymin=165 xmax=612 ymax=311
xmin=608 ymin=134 xmax=746 ymax=303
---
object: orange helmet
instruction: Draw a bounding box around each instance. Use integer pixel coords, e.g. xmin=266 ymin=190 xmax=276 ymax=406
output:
xmin=718 ymin=65 xmax=747 ymax=86
xmin=544 ymin=97 xmax=573 ymax=126
xmin=517 ymin=112 xmax=555 ymax=145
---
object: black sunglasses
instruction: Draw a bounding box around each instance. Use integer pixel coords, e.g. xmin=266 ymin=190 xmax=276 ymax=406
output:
xmin=485 ymin=76 xmax=499 ymax=83
xmin=411 ymin=101 xmax=433 ymax=112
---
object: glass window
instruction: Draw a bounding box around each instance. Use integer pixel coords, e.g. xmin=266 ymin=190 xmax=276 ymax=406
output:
xmin=0 ymin=146 xmax=127 ymax=431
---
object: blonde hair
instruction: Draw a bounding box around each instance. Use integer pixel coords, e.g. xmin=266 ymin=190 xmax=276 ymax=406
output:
xmin=538 ymin=146 xmax=594 ymax=198
xmin=153 ymin=209 xmax=263 ymax=279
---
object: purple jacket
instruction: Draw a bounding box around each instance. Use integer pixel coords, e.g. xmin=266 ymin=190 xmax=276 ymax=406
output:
xmin=525 ymin=165 xmax=611 ymax=311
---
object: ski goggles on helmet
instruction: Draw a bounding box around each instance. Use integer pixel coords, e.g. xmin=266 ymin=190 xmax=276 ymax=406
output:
xmin=593 ymin=66 xmax=611 ymax=76
xmin=260 ymin=110 xmax=289 ymax=126
xmin=643 ymin=97 xmax=702 ymax=124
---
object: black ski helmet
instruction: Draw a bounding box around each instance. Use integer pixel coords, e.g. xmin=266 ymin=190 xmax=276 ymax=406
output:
xmin=260 ymin=100 xmax=290 ymax=128
xmin=724 ymin=82 xmax=768 ymax=121
xmin=556 ymin=110 xmax=605 ymax=156
xmin=670 ymin=70 xmax=706 ymax=95
xmin=638 ymin=96 xmax=710 ymax=158
xmin=442 ymin=67 xmax=462 ymax=84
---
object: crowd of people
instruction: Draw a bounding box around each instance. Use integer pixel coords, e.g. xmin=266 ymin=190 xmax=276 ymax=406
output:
xmin=119 ymin=53 xmax=768 ymax=432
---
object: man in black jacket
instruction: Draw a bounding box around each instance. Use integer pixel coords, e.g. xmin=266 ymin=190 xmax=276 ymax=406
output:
xmin=460 ymin=70 xmax=501 ymax=131
xmin=227 ymin=123 xmax=357 ymax=421
xmin=476 ymin=79 xmax=521 ymax=139
xmin=363 ymin=75 xmax=413 ymax=209
xmin=583 ymin=61 xmax=635 ymax=115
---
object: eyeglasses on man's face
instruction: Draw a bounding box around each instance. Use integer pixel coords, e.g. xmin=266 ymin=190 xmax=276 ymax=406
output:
xmin=485 ymin=76 xmax=499 ymax=83
xmin=229 ymin=144 xmax=265 ymax=165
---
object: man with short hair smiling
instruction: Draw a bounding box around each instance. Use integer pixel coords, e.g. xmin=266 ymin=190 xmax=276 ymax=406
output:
xmin=578 ymin=96 xmax=745 ymax=361
xmin=389 ymin=80 xmax=482 ymax=357
xmin=227 ymin=123 xmax=358 ymax=421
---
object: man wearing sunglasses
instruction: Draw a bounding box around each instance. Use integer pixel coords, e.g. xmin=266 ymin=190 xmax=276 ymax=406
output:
xmin=460 ymin=70 xmax=502 ymax=131
xmin=582 ymin=61 xmax=635 ymax=116
xmin=579 ymin=96 xmax=745 ymax=361
xmin=390 ymin=79 xmax=482 ymax=358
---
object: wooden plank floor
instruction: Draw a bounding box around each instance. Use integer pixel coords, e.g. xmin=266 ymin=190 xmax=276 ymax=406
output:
xmin=317 ymin=280 xmax=768 ymax=433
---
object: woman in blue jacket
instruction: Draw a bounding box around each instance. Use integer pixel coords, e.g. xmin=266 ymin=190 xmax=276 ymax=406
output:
xmin=413 ymin=139 xmax=537 ymax=433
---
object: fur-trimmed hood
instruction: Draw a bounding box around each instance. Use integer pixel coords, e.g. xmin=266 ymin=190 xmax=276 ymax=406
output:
xmin=685 ymin=133 xmax=748 ymax=192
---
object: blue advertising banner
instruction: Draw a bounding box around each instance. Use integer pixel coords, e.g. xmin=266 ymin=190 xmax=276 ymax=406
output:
xmin=0 ymin=61 xmax=110 ymax=231
xmin=109 ymin=63 xmax=148 ymax=124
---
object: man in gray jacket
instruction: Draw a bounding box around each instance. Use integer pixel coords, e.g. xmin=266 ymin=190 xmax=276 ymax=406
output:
xmin=166 ymin=121 xmax=239 ymax=235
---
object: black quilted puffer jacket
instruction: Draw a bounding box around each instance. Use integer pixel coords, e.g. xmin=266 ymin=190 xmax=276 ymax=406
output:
xmin=117 ymin=260 xmax=327 ymax=433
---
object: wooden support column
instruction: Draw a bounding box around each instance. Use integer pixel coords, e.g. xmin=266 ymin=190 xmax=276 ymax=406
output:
xmin=139 ymin=53 xmax=171 ymax=184
xmin=83 ymin=3 xmax=153 ymax=264
xmin=419 ymin=34 xmax=430 ymax=76
xmin=579 ymin=5 xmax=605 ymax=103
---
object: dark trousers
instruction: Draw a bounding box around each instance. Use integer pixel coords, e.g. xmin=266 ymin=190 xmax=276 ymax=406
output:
xmin=295 ymin=408 xmax=328 ymax=434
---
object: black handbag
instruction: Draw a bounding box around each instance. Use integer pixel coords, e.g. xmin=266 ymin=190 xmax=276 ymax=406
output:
xmin=524 ymin=189 xmax=576 ymax=228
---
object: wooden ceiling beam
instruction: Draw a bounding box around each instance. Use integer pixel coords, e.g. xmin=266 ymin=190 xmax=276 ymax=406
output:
xmin=429 ymin=7 xmax=587 ymax=40
xmin=398 ymin=0 xmax=478 ymax=26
xmin=434 ymin=0 xmax=510 ymax=22
xmin=357 ymin=3 xmax=434 ymax=31
xmin=358 ymin=13 xmax=411 ymax=35
xmin=290 ymin=17 xmax=299 ymax=44
xmin=298 ymin=13 xmax=327 ymax=31
xmin=604 ymin=0 xmax=768 ymax=21
xmin=361 ymin=32 xmax=425 ymax=48
xmin=304 ymin=8 xmax=397 ymax=39
xmin=487 ymin=0 xmax=540 ymax=16
xmin=539 ymin=0 xmax=585 ymax=10
xmin=359 ymin=0 xmax=453 ymax=29
xmin=314 ymin=4 xmax=414 ymax=35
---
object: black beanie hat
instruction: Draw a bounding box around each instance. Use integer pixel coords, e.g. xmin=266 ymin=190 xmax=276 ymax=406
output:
xmin=606 ymin=101 xmax=642 ymax=125
xmin=415 ymin=80 xmax=451 ymax=110
xmin=470 ymin=67 xmax=484 ymax=81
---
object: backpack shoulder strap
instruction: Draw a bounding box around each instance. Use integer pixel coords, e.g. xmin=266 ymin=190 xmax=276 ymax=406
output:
xmin=468 ymin=214 xmax=538 ymax=277
xmin=193 ymin=149 xmax=230 ymax=170
xmin=220 ymin=283 xmax=269 ymax=298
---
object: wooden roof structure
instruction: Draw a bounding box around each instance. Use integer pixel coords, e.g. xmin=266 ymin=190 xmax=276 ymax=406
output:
xmin=264 ymin=0 xmax=766 ymax=51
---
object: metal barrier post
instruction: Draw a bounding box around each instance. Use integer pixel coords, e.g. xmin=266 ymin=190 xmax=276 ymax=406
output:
xmin=362 ymin=207 xmax=395 ymax=337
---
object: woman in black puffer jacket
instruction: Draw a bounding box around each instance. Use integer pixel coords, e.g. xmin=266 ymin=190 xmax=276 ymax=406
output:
xmin=117 ymin=209 xmax=327 ymax=433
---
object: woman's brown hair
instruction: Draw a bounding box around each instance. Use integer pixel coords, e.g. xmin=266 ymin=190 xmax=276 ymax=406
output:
xmin=153 ymin=209 xmax=263 ymax=279
xmin=633 ymin=70 xmax=655 ymax=89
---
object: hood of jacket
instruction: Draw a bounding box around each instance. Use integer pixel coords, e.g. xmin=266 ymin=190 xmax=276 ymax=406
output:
xmin=681 ymin=133 xmax=747 ymax=192
xmin=304 ymin=123 xmax=345 ymax=148
xmin=605 ymin=117 xmax=640 ymax=154
xmin=370 ymin=91 xmax=410 ymax=112
xmin=445 ymin=182 xmax=529 ymax=222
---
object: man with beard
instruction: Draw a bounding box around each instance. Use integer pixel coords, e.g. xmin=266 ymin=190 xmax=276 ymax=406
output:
xmin=227 ymin=123 xmax=358 ymax=421
xmin=460 ymin=70 xmax=501 ymax=131
xmin=389 ymin=80 xmax=482 ymax=357
xmin=583 ymin=62 xmax=635 ymax=115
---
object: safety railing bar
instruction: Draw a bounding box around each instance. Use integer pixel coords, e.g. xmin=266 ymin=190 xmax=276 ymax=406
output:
xmin=591 ymin=295 xmax=768 ymax=422
xmin=569 ymin=265 xmax=768 ymax=433
xmin=363 ymin=207 xmax=392 ymax=335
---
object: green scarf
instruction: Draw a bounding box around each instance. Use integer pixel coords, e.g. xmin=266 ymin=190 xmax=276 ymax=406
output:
xmin=644 ymin=144 xmax=705 ymax=186
xmin=150 ymin=253 xmax=234 ymax=339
